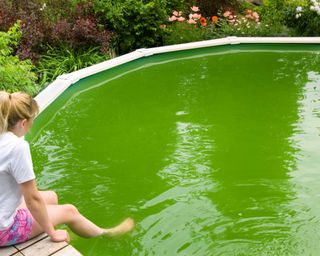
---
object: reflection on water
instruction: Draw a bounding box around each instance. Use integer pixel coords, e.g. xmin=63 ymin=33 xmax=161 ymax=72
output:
xmin=32 ymin=130 xmax=75 ymax=189
xmin=133 ymin=52 xmax=320 ymax=255
xmin=136 ymin=121 xmax=218 ymax=255
xmin=287 ymin=71 xmax=320 ymax=254
xmin=30 ymin=101 xmax=110 ymax=204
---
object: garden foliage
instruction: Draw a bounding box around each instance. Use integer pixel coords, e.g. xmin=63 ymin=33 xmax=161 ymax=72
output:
xmin=163 ymin=2 xmax=288 ymax=45
xmin=0 ymin=0 xmax=318 ymax=94
xmin=258 ymin=0 xmax=288 ymax=35
xmin=94 ymin=0 xmax=170 ymax=54
xmin=36 ymin=45 xmax=108 ymax=88
xmin=0 ymin=22 xmax=39 ymax=96
xmin=284 ymin=0 xmax=320 ymax=36
xmin=0 ymin=0 xmax=112 ymax=62
xmin=0 ymin=0 xmax=112 ymax=88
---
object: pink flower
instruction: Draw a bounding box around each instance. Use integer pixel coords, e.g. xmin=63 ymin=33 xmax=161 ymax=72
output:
xmin=173 ymin=11 xmax=179 ymax=17
xmin=177 ymin=17 xmax=186 ymax=22
xmin=223 ymin=11 xmax=232 ymax=17
xmin=191 ymin=6 xmax=199 ymax=12
xmin=188 ymin=18 xmax=197 ymax=24
xmin=252 ymin=12 xmax=259 ymax=19
xmin=192 ymin=13 xmax=201 ymax=19
xmin=169 ymin=15 xmax=178 ymax=21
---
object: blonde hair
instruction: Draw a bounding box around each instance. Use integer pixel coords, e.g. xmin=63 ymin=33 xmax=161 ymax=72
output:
xmin=0 ymin=91 xmax=39 ymax=134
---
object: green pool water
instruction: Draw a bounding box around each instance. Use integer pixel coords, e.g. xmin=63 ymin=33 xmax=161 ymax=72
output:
xmin=27 ymin=44 xmax=320 ymax=255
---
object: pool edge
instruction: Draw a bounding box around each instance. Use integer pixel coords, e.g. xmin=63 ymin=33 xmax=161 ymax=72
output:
xmin=35 ymin=36 xmax=320 ymax=113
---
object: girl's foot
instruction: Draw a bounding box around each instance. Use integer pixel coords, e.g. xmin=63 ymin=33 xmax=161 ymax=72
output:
xmin=102 ymin=218 xmax=134 ymax=237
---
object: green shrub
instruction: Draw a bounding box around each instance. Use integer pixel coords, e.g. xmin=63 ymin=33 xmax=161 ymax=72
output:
xmin=284 ymin=0 xmax=320 ymax=36
xmin=0 ymin=22 xmax=39 ymax=95
xmin=36 ymin=45 xmax=108 ymax=87
xmin=94 ymin=0 xmax=169 ymax=54
xmin=163 ymin=21 xmax=207 ymax=45
xmin=257 ymin=0 xmax=288 ymax=35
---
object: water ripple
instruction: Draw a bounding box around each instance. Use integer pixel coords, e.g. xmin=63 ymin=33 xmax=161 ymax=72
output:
xmin=136 ymin=121 xmax=218 ymax=255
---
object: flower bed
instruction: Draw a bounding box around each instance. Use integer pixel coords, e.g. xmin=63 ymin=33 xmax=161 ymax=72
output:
xmin=0 ymin=0 xmax=319 ymax=94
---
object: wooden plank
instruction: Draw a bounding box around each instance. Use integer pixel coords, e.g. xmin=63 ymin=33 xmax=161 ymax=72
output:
xmin=20 ymin=236 xmax=68 ymax=256
xmin=51 ymin=245 xmax=82 ymax=256
xmin=15 ymin=233 xmax=48 ymax=250
xmin=0 ymin=246 xmax=19 ymax=256
xmin=1 ymin=233 xmax=82 ymax=256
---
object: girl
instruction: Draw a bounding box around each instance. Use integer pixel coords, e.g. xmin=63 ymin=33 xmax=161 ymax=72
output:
xmin=0 ymin=91 xmax=134 ymax=247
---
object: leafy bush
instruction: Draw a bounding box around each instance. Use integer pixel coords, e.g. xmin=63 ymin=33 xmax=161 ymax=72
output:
xmin=36 ymin=45 xmax=109 ymax=87
xmin=258 ymin=0 xmax=289 ymax=36
xmin=0 ymin=1 xmax=17 ymax=31
xmin=0 ymin=0 xmax=52 ymax=61
xmin=0 ymin=1 xmax=112 ymax=62
xmin=50 ymin=1 xmax=112 ymax=53
xmin=0 ymin=22 xmax=39 ymax=95
xmin=94 ymin=0 xmax=170 ymax=54
xmin=284 ymin=0 xmax=320 ymax=36
xmin=52 ymin=17 xmax=111 ymax=53
xmin=163 ymin=22 xmax=207 ymax=45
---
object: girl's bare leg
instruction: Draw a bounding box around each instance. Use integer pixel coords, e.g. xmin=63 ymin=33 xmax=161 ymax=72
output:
xmin=19 ymin=190 xmax=58 ymax=208
xmin=38 ymin=191 xmax=58 ymax=205
xmin=30 ymin=204 xmax=134 ymax=238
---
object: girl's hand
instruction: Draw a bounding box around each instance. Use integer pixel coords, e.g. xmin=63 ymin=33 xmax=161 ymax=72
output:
xmin=50 ymin=229 xmax=70 ymax=243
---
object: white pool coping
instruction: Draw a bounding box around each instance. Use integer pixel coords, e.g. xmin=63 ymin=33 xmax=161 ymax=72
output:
xmin=35 ymin=36 xmax=320 ymax=113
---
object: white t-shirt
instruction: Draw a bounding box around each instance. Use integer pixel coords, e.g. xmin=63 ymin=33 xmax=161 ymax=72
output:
xmin=0 ymin=131 xmax=35 ymax=230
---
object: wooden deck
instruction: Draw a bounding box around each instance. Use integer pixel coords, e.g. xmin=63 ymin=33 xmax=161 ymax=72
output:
xmin=0 ymin=233 xmax=82 ymax=256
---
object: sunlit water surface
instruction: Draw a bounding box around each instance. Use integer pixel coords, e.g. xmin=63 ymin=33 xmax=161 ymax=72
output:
xmin=27 ymin=45 xmax=320 ymax=255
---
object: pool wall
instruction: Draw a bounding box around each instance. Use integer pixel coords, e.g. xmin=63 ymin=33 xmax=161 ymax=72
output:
xmin=35 ymin=36 xmax=320 ymax=113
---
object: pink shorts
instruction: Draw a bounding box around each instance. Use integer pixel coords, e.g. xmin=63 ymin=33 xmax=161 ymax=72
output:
xmin=0 ymin=209 xmax=33 ymax=247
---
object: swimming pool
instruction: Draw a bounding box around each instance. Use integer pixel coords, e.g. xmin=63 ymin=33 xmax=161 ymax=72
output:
xmin=27 ymin=39 xmax=320 ymax=255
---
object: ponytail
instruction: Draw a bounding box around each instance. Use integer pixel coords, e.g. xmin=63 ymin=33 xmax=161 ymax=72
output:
xmin=0 ymin=91 xmax=11 ymax=134
xmin=0 ymin=91 xmax=39 ymax=134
